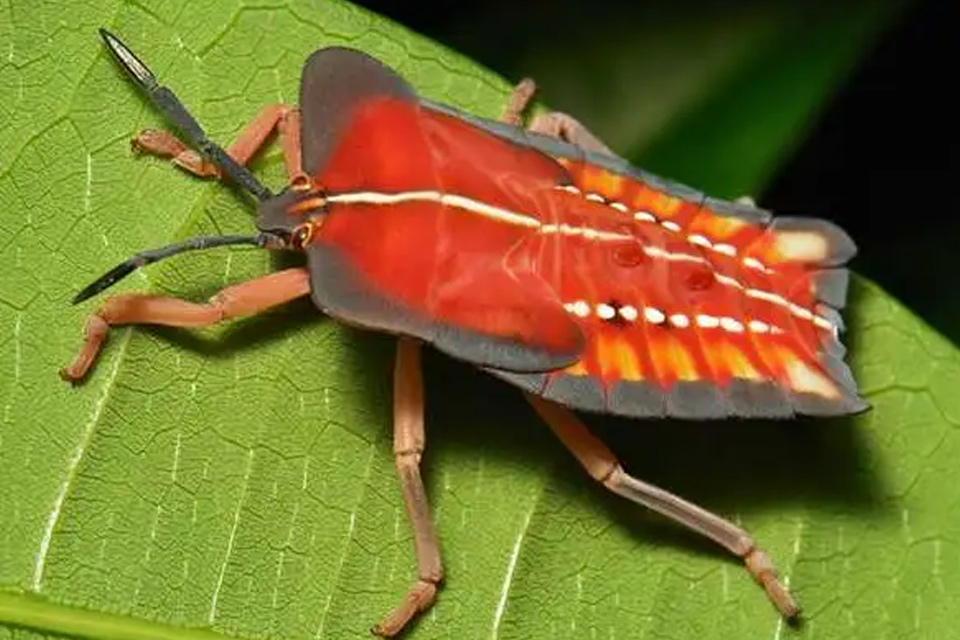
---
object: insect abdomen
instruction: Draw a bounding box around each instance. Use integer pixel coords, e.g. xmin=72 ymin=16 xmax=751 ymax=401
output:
xmin=492 ymin=159 xmax=866 ymax=419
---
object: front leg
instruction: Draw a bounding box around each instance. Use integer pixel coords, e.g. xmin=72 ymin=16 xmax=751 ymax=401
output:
xmin=134 ymin=103 xmax=305 ymax=183
xmin=373 ymin=338 xmax=444 ymax=637
xmin=60 ymin=268 xmax=311 ymax=382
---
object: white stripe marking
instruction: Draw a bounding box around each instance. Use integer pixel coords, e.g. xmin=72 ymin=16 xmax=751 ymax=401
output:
xmin=562 ymin=301 xmax=799 ymax=337
xmin=643 ymin=246 xmax=710 ymax=265
xmin=749 ymin=319 xmax=771 ymax=333
xmin=559 ymin=184 xmax=784 ymax=274
xmin=330 ymin=189 xmax=832 ymax=331
xmin=670 ymin=313 xmax=691 ymax=328
xmin=619 ymin=305 xmax=639 ymax=322
xmin=569 ymin=300 xmax=591 ymax=318
xmin=696 ymin=314 xmax=720 ymax=328
xmin=743 ymin=256 xmax=770 ymax=272
xmin=688 ymin=234 xmax=712 ymax=248
xmin=328 ymin=190 xmax=541 ymax=229
xmin=789 ymin=303 xmax=814 ymax=320
xmin=719 ymin=317 xmax=745 ymax=333
xmin=644 ymin=307 xmax=666 ymax=324
xmin=813 ymin=315 xmax=835 ymax=331
xmin=715 ymin=274 xmax=744 ymax=290
xmin=539 ymin=223 xmax=629 ymax=242
xmin=746 ymin=288 xmax=788 ymax=306
xmin=634 ymin=211 xmax=657 ymax=223
xmin=596 ymin=303 xmax=616 ymax=320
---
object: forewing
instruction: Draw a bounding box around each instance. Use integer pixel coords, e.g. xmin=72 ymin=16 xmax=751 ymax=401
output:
xmin=297 ymin=48 xmax=583 ymax=371
xmin=298 ymin=47 xmax=416 ymax=176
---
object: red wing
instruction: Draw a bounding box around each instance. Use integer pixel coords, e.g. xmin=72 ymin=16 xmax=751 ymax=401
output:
xmin=306 ymin=201 xmax=584 ymax=371
xmin=297 ymin=49 xmax=582 ymax=370
xmin=295 ymin=47 xmax=864 ymax=415
xmin=488 ymin=159 xmax=866 ymax=419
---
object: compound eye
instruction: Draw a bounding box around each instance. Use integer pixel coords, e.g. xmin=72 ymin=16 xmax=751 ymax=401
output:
xmin=290 ymin=223 xmax=313 ymax=250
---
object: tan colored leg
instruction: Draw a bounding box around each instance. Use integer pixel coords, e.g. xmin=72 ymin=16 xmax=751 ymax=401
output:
xmin=372 ymin=338 xmax=443 ymax=637
xmin=501 ymin=78 xmax=614 ymax=155
xmin=525 ymin=393 xmax=800 ymax=619
xmin=500 ymin=77 xmax=537 ymax=127
xmin=60 ymin=268 xmax=311 ymax=382
xmin=528 ymin=112 xmax=614 ymax=155
xmin=133 ymin=103 xmax=304 ymax=181
xmin=276 ymin=109 xmax=304 ymax=184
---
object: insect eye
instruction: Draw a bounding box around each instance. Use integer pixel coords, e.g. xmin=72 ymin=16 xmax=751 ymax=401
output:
xmin=290 ymin=223 xmax=313 ymax=250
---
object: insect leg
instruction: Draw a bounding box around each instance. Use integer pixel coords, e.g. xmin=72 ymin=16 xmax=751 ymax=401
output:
xmin=500 ymin=77 xmax=537 ymax=126
xmin=99 ymin=29 xmax=270 ymax=201
xmin=373 ymin=338 xmax=444 ymax=637
xmin=525 ymin=393 xmax=800 ymax=620
xmin=528 ymin=111 xmax=614 ymax=155
xmin=500 ymin=76 xmax=615 ymax=154
xmin=60 ymin=268 xmax=311 ymax=382
xmin=134 ymin=104 xmax=303 ymax=181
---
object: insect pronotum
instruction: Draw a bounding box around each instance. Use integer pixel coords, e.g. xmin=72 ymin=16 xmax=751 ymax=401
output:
xmin=61 ymin=29 xmax=868 ymax=636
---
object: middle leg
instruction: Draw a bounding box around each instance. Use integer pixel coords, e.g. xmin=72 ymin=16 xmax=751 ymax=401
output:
xmin=372 ymin=338 xmax=444 ymax=637
xmin=134 ymin=104 xmax=304 ymax=183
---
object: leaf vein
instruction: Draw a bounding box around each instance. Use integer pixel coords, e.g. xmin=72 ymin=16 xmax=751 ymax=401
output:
xmin=31 ymin=326 xmax=132 ymax=592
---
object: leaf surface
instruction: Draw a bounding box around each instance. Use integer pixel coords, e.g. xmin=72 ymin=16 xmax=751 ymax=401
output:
xmin=3 ymin=2 xmax=955 ymax=640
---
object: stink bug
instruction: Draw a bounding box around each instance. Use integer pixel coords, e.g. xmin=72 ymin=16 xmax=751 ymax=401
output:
xmin=62 ymin=29 xmax=868 ymax=636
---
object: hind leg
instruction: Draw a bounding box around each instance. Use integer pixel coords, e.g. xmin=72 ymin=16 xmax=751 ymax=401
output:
xmin=525 ymin=393 xmax=800 ymax=619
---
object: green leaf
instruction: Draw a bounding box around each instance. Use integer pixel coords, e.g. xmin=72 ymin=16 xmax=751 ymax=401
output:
xmin=4 ymin=2 xmax=955 ymax=640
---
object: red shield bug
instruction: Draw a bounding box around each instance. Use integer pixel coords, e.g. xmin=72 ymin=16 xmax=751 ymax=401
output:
xmin=62 ymin=29 xmax=868 ymax=637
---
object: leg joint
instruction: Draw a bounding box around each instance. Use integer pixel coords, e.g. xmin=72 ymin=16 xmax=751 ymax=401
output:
xmin=394 ymin=448 xmax=424 ymax=472
xmin=595 ymin=461 xmax=622 ymax=486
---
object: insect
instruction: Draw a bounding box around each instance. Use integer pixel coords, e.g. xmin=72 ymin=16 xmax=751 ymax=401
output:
xmin=62 ymin=29 xmax=868 ymax=637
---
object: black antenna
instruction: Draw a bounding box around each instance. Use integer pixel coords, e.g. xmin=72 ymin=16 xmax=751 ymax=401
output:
xmin=99 ymin=29 xmax=273 ymax=202
xmin=73 ymin=233 xmax=275 ymax=304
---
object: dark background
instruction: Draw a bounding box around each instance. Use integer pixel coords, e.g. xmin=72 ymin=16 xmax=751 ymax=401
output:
xmin=355 ymin=0 xmax=958 ymax=344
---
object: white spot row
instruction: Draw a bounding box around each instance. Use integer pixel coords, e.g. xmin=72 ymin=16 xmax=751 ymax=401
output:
xmin=555 ymin=184 xmax=774 ymax=273
xmin=563 ymin=300 xmax=784 ymax=335
xmin=538 ymin=223 xmax=627 ymax=242
xmin=717 ymin=274 xmax=834 ymax=331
